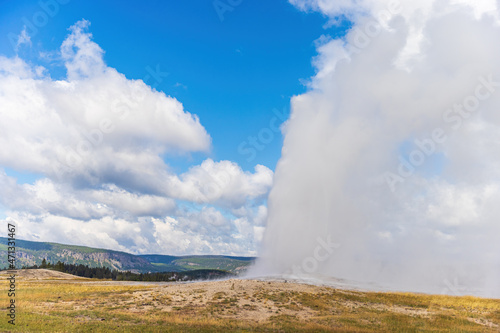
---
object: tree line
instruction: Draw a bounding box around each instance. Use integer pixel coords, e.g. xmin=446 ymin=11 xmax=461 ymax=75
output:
xmin=20 ymin=259 xmax=233 ymax=281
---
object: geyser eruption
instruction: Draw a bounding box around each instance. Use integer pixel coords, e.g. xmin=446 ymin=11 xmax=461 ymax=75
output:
xmin=252 ymin=0 xmax=500 ymax=298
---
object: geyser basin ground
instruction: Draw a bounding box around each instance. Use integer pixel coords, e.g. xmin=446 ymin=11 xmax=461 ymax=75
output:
xmin=1 ymin=269 xmax=499 ymax=332
xmin=247 ymin=273 xmax=499 ymax=299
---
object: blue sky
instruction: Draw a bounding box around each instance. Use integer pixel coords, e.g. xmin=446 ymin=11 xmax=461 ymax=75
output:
xmin=0 ymin=0 xmax=351 ymax=255
xmin=0 ymin=0 xmax=349 ymax=175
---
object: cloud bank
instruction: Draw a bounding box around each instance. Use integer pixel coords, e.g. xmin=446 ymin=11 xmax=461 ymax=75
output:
xmin=253 ymin=0 xmax=500 ymax=297
xmin=0 ymin=20 xmax=272 ymax=256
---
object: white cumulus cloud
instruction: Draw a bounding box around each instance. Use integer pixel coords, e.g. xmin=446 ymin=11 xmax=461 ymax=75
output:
xmin=0 ymin=20 xmax=272 ymax=256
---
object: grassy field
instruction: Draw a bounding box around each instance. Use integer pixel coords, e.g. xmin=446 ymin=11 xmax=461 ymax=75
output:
xmin=0 ymin=270 xmax=499 ymax=332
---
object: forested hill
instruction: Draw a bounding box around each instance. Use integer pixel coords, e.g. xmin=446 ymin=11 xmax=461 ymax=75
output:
xmin=0 ymin=237 xmax=255 ymax=274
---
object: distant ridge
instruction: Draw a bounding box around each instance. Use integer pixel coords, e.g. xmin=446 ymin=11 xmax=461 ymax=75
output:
xmin=0 ymin=237 xmax=255 ymax=274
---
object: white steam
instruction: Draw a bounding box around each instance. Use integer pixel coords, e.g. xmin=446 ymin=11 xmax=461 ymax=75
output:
xmin=252 ymin=0 xmax=500 ymax=298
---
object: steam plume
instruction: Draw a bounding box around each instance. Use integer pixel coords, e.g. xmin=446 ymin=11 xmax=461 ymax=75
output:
xmin=252 ymin=0 xmax=500 ymax=298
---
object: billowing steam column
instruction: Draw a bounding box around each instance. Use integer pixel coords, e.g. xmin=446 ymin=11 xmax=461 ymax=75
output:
xmin=251 ymin=0 xmax=500 ymax=298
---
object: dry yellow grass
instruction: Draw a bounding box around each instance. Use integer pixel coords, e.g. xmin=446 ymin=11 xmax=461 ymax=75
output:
xmin=0 ymin=269 xmax=499 ymax=332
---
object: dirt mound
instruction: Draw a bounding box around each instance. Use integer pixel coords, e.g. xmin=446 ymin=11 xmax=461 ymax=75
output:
xmin=0 ymin=269 xmax=87 ymax=280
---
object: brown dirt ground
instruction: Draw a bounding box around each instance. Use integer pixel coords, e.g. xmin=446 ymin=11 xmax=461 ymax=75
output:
xmin=0 ymin=268 xmax=88 ymax=280
xmin=5 ymin=269 xmax=500 ymax=329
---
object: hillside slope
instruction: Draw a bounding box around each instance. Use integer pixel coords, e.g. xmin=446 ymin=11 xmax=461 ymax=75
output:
xmin=0 ymin=237 xmax=255 ymax=274
xmin=140 ymin=254 xmax=255 ymax=274
xmin=0 ymin=238 xmax=153 ymax=273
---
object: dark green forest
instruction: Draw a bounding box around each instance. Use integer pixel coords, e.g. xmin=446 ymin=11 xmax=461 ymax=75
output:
xmin=18 ymin=259 xmax=235 ymax=282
